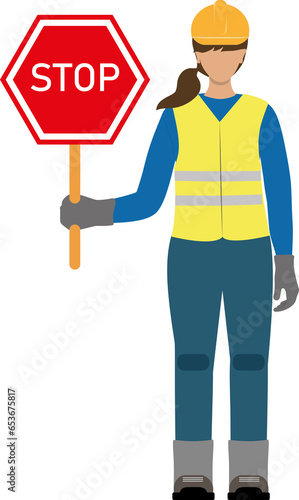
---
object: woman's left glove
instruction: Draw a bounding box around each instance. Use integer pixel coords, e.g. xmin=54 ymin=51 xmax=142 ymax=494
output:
xmin=60 ymin=196 xmax=115 ymax=229
xmin=273 ymin=255 xmax=299 ymax=312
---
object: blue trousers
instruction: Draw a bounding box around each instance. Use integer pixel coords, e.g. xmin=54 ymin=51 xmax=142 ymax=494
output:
xmin=167 ymin=236 xmax=273 ymax=441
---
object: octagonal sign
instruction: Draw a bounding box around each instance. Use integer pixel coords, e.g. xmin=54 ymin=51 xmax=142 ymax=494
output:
xmin=1 ymin=15 xmax=149 ymax=144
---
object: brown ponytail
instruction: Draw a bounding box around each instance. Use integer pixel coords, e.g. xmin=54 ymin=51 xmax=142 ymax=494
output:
xmin=157 ymin=66 xmax=201 ymax=110
xmin=157 ymin=39 xmax=248 ymax=110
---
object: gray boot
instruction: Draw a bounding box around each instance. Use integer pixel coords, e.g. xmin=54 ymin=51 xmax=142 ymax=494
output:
xmin=173 ymin=440 xmax=214 ymax=499
xmin=228 ymin=440 xmax=270 ymax=499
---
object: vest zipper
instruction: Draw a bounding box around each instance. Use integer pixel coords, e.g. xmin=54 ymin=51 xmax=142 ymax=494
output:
xmin=219 ymin=124 xmax=223 ymax=236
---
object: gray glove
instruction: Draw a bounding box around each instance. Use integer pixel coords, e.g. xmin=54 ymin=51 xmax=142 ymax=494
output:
xmin=60 ymin=196 xmax=115 ymax=229
xmin=273 ymin=255 xmax=299 ymax=312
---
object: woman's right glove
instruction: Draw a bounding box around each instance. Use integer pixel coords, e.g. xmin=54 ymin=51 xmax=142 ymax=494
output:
xmin=60 ymin=196 xmax=115 ymax=229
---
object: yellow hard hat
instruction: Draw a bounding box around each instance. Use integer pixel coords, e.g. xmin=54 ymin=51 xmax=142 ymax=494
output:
xmin=191 ymin=0 xmax=249 ymax=45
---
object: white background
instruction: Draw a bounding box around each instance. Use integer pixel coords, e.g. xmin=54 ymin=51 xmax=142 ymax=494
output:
xmin=0 ymin=1 xmax=298 ymax=499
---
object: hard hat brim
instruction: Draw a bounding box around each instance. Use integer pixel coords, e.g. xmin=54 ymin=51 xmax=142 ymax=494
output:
xmin=193 ymin=36 xmax=248 ymax=45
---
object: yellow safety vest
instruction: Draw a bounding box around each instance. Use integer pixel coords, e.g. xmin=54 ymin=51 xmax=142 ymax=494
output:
xmin=172 ymin=94 xmax=270 ymax=241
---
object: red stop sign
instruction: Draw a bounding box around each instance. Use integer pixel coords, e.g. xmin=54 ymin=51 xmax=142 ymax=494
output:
xmin=1 ymin=15 xmax=149 ymax=144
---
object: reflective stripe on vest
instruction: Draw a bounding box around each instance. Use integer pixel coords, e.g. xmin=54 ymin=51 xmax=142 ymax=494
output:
xmin=175 ymin=195 xmax=263 ymax=206
xmin=175 ymin=171 xmax=262 ymax=182
xmin=172 ymin=94 xmax=270 ymax=242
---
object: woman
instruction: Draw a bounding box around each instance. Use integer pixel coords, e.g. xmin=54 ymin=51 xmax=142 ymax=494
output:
xmin=61 ymin=1 xmax=298 ymax=498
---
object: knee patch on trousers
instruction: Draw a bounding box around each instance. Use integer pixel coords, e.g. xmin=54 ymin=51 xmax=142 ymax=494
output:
xmin=233 ymin=354 xmax=265 ymax=371
xmin=177 ymin=354 xmax=210 ymax=371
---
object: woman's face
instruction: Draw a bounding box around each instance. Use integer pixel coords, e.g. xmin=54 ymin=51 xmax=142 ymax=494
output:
xmin=195 ymin=48 xmax=247 ymax=83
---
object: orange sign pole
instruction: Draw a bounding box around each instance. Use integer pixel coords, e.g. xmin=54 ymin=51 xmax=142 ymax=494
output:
xmin=69 ymin=144 xmax=81 ymax=270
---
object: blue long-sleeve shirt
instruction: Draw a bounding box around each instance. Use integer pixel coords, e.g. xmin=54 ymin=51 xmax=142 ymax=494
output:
xmin=113 ymin=94 xmax=293 ymax=255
